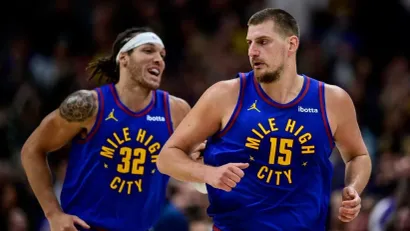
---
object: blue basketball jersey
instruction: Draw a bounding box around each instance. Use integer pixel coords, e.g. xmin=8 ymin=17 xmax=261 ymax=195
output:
xmin=203 ymin=71 xmax=335 ymax=231
xmin=60 ymin=84 xmax=173 ymax=231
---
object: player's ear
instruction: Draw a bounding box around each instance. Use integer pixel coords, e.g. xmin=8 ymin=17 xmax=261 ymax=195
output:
xmin=118 ymin=52 xmax=128 ymax=66
xmin=287 ymin=35 xmax=299 ymax=56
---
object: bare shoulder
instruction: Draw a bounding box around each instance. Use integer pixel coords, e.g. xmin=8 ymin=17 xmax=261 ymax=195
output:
xmin=195 ymin=78 xmax=241 ymax=111
xmin=59 ymin=89 xmax=99 ymax=124
xmin=168 ymin=95 xmax=191 ymax=129
xmin=211 ymin=78 xmax=242 ymax=107
xmin=168 ymin=78 xmax=240 ymax=129
xmin=22 ymin=90 xmax=99 ymax=154
xmin=323 ymin=84 xmax=368 ymax=159
xmin=196 ymin=78 xmax=242 ymax=130
xmin=323 ymin=84 xmax=356 ymax=134
xmin=169 ymin=95 xmax=191 ymax=117
xmin=324 ymin=84 xmax=352 ymax=104
xmin=324 ymin=84 xmax=355 ymax=114
xmin=205 ymin=78 xmax=241 ymax=100
xmin=191 ymin=77 xmax=241 ymax=117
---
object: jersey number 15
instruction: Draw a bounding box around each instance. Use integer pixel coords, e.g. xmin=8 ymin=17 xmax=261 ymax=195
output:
xmin=269 ymin=137 xmax=293 ymax=166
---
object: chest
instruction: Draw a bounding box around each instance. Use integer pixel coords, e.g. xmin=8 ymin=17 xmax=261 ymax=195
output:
xmin=86 ymin=110 xmax=170 ymax=182
xmin=240 ymin=107 xmax=323 ymax=150
xmin=210 ymin=100 xmax=330 ymax=169
xmin=94 ymin=106 xmax=170 ymax=152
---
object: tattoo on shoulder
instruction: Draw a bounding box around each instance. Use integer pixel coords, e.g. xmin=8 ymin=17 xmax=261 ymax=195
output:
xmin=59 ymin=90 xmax=97 ymax=122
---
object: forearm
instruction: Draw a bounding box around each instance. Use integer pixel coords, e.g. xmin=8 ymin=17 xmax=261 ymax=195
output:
xmin=21 ymin=150 xmax=62 ymax=218
xmin=345 ymin=154 xmax=372 ymax=194
xmin=157 ymin=147 xmax=211 ymax=183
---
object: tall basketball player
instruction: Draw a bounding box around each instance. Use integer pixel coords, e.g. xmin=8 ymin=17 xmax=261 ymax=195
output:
xmin=157 ymin=9 xmax=372 ymax=231
xmin=21 ymin=27 xmax=199 ymax=231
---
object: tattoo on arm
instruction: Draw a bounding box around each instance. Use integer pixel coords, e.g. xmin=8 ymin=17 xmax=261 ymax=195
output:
xmin=59 ymin=90 xmax=97 ymax=122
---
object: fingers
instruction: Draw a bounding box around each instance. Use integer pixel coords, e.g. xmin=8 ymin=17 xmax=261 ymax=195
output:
xmin=222 ymin=177 xmax=237 ymax=189
xmin=224 ymin=169 xmax=242 ymax=183
xmin=338 ymin=207 xmax=359 ymax=223
xmin=215 ymin=181 xmax=234 ymax=192
xmin=346 ymin=187 xmax=355 ymax=197
xmin=338 ymin=214 xmax=356 ymax=223
xmin=343 ymin=186 xmax=357 ymax=200
xmin=198 ymin=142 xmax=206 ymax=150
xmin=339 ymin=205 xmax=361 ymax=216
xmin=227 ymin=165 xmax=245 ymax=179
xmin=190 ymin=151 xmax=202 ymax=160
xmin=339 ymin=189 xmax=361 ymax=223
xmin=193 ymin=142 xmax=206 ymax=153
xmin=190 ymin=142 xmax=207 ymax=160
xmin=233 ymin=163 xmax=249 ymax=170
xmin=215 ymin=163 xmax=249 ymax=192
xmin=60 ymin=225 xmax=78 ymax=231
xmin=72 ymin=216 xmax=90 ymax=229
xmin=342 ymin=195 xmax=361 ymax=208
xmin=217 ymin=168 xmax=241 ymax=191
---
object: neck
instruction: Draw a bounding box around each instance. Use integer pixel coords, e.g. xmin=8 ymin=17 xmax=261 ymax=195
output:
xmin=115 ymin=76 xmax=152 ymax=112
xmin=259 ymin=61 xmax=303 ymax=104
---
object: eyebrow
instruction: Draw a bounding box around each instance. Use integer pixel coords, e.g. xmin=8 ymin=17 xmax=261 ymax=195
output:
xmin=246 ymin=35 xmax=271 ymax=42
xmin=140 ymin=43 xmax=166 ymax=54
xmin=142 ymin=43 xmax=156 ymax=47
xmin=141 ymin=43 xmax=164 ymax=50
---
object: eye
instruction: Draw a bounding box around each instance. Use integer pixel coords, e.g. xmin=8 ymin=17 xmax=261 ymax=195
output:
xmin=259 ymin=39 xmax=268 ymax=45
xmin=160 ymin=51 xmax=166 ymax=58
xmin=143 ymin=49 xmax=154 ymax=54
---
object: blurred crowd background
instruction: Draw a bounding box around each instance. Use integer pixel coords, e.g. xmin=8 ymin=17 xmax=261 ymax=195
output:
xmin=1 ymin=0 xmax=410 ymax=230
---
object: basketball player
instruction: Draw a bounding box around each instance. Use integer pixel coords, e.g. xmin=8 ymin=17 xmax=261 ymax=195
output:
xmin=21 ymin=27 xmax=199 ymax=231
xmin=157 ymin=8 xmax=372 ymax=230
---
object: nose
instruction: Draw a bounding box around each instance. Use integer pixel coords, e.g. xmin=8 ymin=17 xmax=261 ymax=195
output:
xmin=248 ymin=44 xmax=260 ymax=58
xmin=153 ymin=52 xmax=163 ymax=66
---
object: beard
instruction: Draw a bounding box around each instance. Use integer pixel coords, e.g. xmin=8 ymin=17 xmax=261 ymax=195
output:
xmin=128 ymin=60 xmax=160 ymax=90
xmin=255 ymin=65 xmax=283 ymax=83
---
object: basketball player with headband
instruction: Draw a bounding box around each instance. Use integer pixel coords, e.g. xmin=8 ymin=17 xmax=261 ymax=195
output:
xmin=21 ymin=27 xmax=204 ymax=231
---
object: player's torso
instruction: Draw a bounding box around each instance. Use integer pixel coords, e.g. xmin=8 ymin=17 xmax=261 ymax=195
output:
xmin=61 ymin=84 xmax=173 ymax=231
xmin=204 ymin=71 xmax=335 ymax=230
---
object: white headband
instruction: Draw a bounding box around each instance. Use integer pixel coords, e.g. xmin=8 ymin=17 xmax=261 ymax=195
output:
xmin=115 ymin=32 xmax=164 ymax=63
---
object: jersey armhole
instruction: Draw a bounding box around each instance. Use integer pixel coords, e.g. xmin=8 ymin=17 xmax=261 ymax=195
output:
xmin=217 ymin=73 xmax=246 ymax=137
xmin=162 ymin=92 xmax=174 ymax=136
xmin=76 ymin=88 xmax=105 ymax=144
xmin=318 ymin=82 xmax=335 ymax=149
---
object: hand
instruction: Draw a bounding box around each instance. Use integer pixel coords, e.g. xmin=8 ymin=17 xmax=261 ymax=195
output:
xmin=204 ymin=162 xmax=249 ymax=192
xmin=339 ymin=186 xmax=361 ymax=222
xmin=190 ymin=141 xmax=207 ymax=161
xmin=48 ymin=212 xmax=90 ymax=231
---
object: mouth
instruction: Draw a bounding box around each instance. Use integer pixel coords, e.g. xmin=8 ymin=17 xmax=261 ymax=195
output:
xmin=253 ymin=61 xmax=265 ymax=69
xmin=147 ymin=67 xmax=161 ymax=77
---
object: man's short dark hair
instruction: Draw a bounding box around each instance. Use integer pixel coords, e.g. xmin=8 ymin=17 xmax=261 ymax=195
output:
xmin=248 ymin=8 xmax=300 ymax=38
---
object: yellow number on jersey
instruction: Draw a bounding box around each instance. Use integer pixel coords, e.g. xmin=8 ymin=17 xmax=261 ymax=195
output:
xmin=131 ymin=148 xmax=146 ymax=175
xmin=268 ymin=138 xmax=293 ymax=166
xmin=117 ymin=147 xmax=147 ymax=175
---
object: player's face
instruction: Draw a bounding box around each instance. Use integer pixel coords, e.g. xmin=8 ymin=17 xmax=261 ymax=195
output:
xmin=127 ymin=43 xmax=166 ymax=90
xmin=247 ymin=20 xmax=288 ymax=83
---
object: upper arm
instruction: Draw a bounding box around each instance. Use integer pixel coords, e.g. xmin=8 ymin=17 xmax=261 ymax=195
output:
xmin=164 ymin=79 xmax=240 ymax=154
xmin=169 ymin=95 xmax=191 ymax=129
xmin=22 ymin=90 xmax=98 ymax=155
xmin=325 ymin=84 xmax=368 ymax=162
